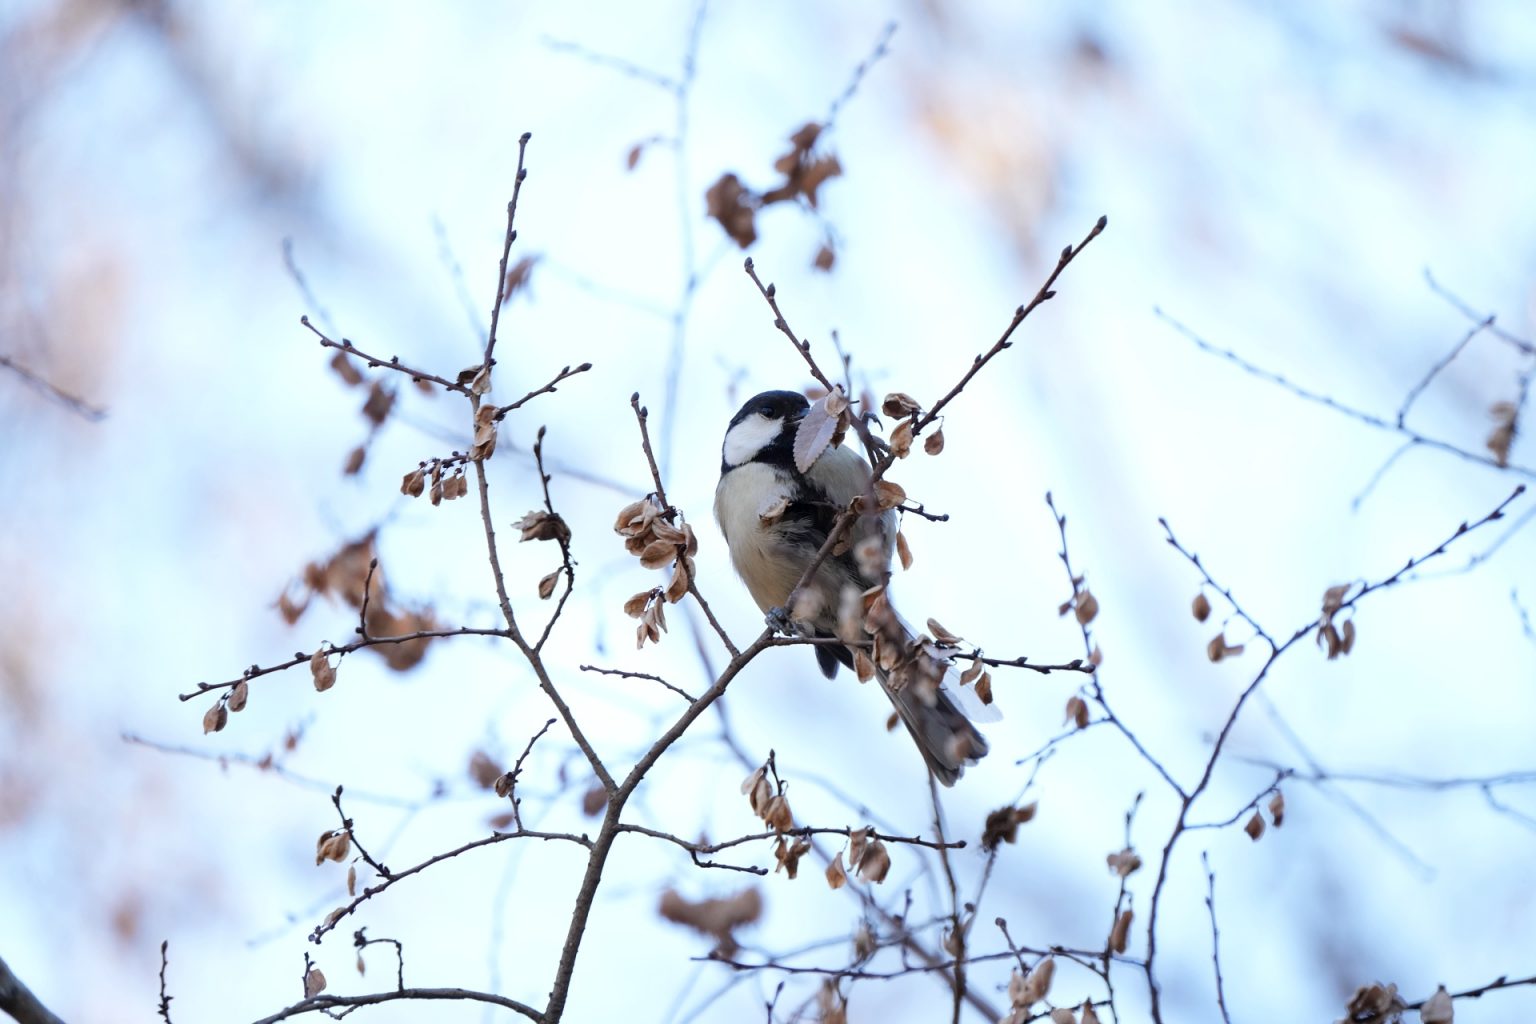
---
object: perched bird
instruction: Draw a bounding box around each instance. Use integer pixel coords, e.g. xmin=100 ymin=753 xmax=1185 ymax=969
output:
xmin=713 ymin=389 xmax=992 ymax=786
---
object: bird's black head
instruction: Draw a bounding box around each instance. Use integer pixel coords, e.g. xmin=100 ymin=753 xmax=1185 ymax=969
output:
xmin=721 ymin=390 xmax=809 ymax=472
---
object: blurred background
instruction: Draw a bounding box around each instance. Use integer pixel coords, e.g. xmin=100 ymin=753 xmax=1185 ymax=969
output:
xmin=1 ymin=0 xmax=1533 ymax=1021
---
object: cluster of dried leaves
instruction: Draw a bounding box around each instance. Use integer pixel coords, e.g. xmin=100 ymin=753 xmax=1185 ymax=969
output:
xmin=325 ymin=347 xmax=430 ymax=478
xmin=1317 ymin=583 xmax=1359 ymax=659
xmin=1002 ymin=956 xmax=1101 ymax=1024
xmin=279 ymin=532 xmax=437 ymax=671
xmin=705 ymin=122 xmax=842 ymax=265
xmin=981 ymin=801 xmax=1038 ymax=852
xmin=614 ymin=494 xmax=698 ymax=647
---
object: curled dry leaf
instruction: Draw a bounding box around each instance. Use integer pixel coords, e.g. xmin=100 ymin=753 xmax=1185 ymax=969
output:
xmin=658 ymin=887 xmax=762 ymax=956
xmin=895 ymin=530 xmax=913 ymax=570
xmin=813 ymin=243 xmax=835 ymax=272
xmin=1065 ymin=695 xmax=1089 ymax=730
xmin=882 ymin=392 xmax=921 ymax=418
xmin=873 ymin=479 xmax=906 ymax=511
xmin=1344 ymin=982 xmax=1405 ymax=1024
xmin=855 ymin=837 xmax=891 ymax=883
xmin=1110 ymin=908 xmax=1133 ymax=954
xmin=825 ymin=851 xmax=847 ymax=890
xmin=468 ymin=751 xmax=503 ymax=789
xmin=1050 ymin=1009 xmax=1077 ymax=1024
xmin=582 ymin=781 xmax=608 ymax=818
xmin=761 ymin=794 xmax=795 ymax=834
xmin=853 ymin=648 xmax=876 ymax=683
xmin=974 ymin=670 xmax=993 ymax=706
xmin=361 ymin=381 xmax=394 ymax=427
xmin=774 ymin=836 xmax=811 ymax=878
xmin=513 ymin=510 xmax=571 ymax=544
xmin=1081 ymin=1002 xmax=1102 ymax=1024
xmin=1244 ymin=811 xmax=1266 ymax=841
xmin=981 ymin=801 xmax=1039 ymax=851
xmin=923 ymin=427 xmax=945 ymax=455
xmin=315 ymin=829 xmax=351 ymax=865
xmin=228 ymin=680 xmax=249 ymax=713
xmin=926 ymin=618 xmax=962 ymax=646
xmin=741 ymin=765 xmax=773 ymax=817
xmin=538 ymin=570 xmax=560 ymax=600
xmin=889 ymin=420 xmax=914 ymax=458
xmin=794 ymin=392 xmax=844 ymax=474
xmin=624 ymin=590 xmax=656 ymax=618
xmin=1487 ymin=400 xmax=1517 ymax=467
xmin=329 ymin=350 xmax=364 ymax=387
xmin=1020 ymin=956 xmax=1055 ymax=1007
xmin=852 ymin=921 xmax=876 ymax=960
xmin=303 ymin=967 xmax=327 ymax=998
xmin=1075 ymin=589 xmax=1099 ymax=625
xmin=704 ymin=173 xmax=757 ymax=249
xmin=310 ymin=649 xmax=337 ymax=692
xmin=342 ymin=446 xmax=366 ymax=476
xmin=1269 ymin=791 xmax=1286 ymax=828
xmin=1419 ymin=985 xmax=1453 ymax=1024
xmin=847 ymin=828 xmax=870 ymax=871
xmin=502 ymin=255 xmax=539 ymax=305
xmin=1192 ymin=592 xmax=1211 ymax=622
xmin=346 ymin=864 xmax=356 ymax=897
xmin=400 ymin=467 xmax=426 ymax=498
xmin=202 ymin=702 xmax=228 ymax=735
xmin=1106 ymin=847 xmax=1142 ymax=878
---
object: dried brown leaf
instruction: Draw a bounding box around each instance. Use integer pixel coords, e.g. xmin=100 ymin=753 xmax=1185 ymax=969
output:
xmin=304 ymin=967 xmax=327 ymax=998
xmin=658 ymin=887 xmax=762 ymax=955
xmin=794 ymin=393 xmax=843 ymax=474
xmin=813 ymin=244 xmax=835 ymax=272
xmin=538 ymin=570 xmax=560 ymax=600
xmin=202 ymin=702 xmax=228 ymax=735
xmin=1106 ymin=847 xmax=1141 ymax=878
xmin=1192 ymin=592 xmax=1211 ymax=622
xmin=228 ymin=681 xmax=249 ymax=713
xmin=1065 ymin=695 xmax=1088 ymax=730
xmin=342 ymin=445 xmax=366 ymax=476
xmin=311 ymin=649 xmax=337 ymax=692
xmin=881 ymin=392 xmax=921 ymax=417
xmin=502 ymin=255 xmax=540 ymax=305
xmin=923 ymin=427 xmax=945 ymax=456
xmin=582 ymin=782 xmax=608 ymax=818
xmin=1075 ymin=589 xmax=1099 ymax=625
xmin=926 ymin=618 xmax=962 ymax=646
xmin=361 ymin=381 xmax=394 ymax=427
xmin=469 ymin=751 xmax=503 ymax=789
xmin=705 ymin=173 xmax=757 ymax=248
xmin=825 ymin=851 xmax=847 ymax=890
xmin=329 ymin=350 xmax=364 ymax=387
xmin=1244 ymin=811 xmax=1265 ymax=841
xmin=889 ymin=420 xmax=914 ymax=458
xmin=1110 ymin=908 xmax=1133 ymax=954
xmin=855 ymin=837 xmax=890 ymax=883
xmin=895 ymin=530 xmax=913 ymax=570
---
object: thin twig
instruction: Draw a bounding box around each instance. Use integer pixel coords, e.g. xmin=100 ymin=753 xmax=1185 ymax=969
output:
xmin=249 ymin=986 xmax=544 ymax=1024
xmin=1202 ymin=853 xmax=1231 ymax=1024
xmin=0 ymin=352 xmax=107 ymax=421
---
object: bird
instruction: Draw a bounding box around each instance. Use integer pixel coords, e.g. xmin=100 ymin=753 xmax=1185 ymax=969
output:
xmin=713 ymin=389 xmax=992 ymax=786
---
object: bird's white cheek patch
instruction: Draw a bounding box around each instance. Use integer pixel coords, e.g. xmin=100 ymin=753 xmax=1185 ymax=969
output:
xmin=722 ymin=413 xmax=783 ymax=468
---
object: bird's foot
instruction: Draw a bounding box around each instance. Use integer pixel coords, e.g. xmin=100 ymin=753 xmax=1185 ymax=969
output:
xmin=764 ymin=606 xmax=797 ymax=636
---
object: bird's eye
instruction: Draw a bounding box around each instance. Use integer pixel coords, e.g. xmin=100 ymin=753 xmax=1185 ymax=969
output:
xmin=758 ymin=404 xmax=775 ymax=417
